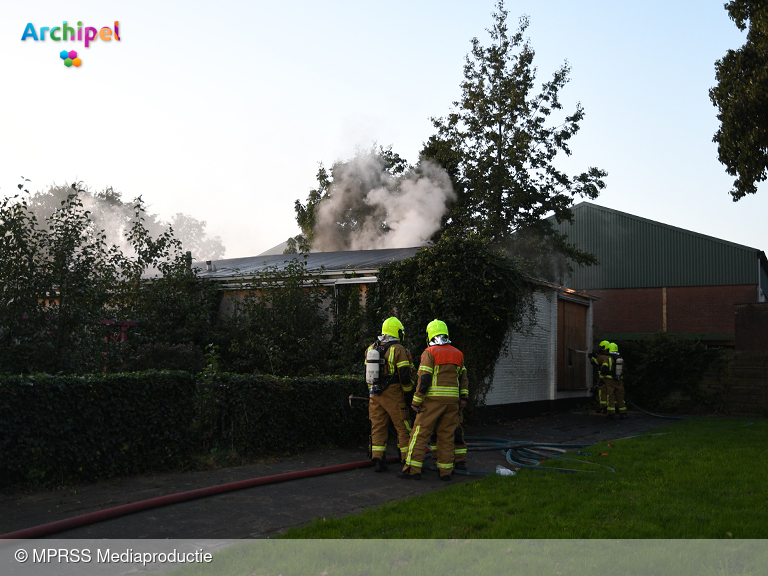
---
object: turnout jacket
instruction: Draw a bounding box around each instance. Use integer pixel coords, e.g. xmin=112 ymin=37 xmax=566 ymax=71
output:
xmin=413 ymin=344 xmax=469 ymax=406
xmin=597 ymin=353 xmax=614 ymax=380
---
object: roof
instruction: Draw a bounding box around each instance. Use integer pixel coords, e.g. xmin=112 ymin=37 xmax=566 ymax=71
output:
xmin=193 ymin=247 xmax=422 ymax=282
xmin=549 ymin=202 xmax=768 ymax=290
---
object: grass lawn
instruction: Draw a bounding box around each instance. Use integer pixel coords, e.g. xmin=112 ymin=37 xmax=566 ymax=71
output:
xmin=168 ymin=418 xmax=768 ymax=575
xmin=282 ymin=417 xmax=768 ymax=539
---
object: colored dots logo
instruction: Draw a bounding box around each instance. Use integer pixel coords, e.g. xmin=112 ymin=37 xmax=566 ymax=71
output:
xmin=60 ymin=49 xmax=81 ymax=68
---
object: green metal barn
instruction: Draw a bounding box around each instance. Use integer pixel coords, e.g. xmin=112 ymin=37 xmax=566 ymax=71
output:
xmin=550 ymin=202 xmax=768 ymax=346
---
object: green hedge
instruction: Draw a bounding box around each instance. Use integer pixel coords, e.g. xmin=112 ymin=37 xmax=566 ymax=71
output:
xmin=200 ymin=374 xmax=369 ymax=454
xmin=0 ymin=371 xmax=197 ymax=486
xmin=0 ymin=372 xmax=370 ymax=487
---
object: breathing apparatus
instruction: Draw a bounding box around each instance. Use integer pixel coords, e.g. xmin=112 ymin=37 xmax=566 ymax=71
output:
xmin=365 ymin=317 xmax=403 ymax=393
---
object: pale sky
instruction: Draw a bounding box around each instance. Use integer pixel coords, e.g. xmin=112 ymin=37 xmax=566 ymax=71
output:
xmin=2 ymin=1 xmax=764 ymax=259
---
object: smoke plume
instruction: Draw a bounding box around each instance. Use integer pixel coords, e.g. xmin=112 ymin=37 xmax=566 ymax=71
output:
xmin=311 ymin=154 xmax=455 ymax=251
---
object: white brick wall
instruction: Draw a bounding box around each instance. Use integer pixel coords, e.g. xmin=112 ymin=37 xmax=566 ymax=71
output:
xmin=485 ymin=290 xmax=558 ymax=405
xmin=484 ymin=288 xmax=594 ymax=406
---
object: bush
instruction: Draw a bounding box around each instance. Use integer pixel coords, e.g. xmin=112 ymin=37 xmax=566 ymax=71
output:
xmin=0 ymin=371 xmax=369 ymax=488
xmin=619 ymin=333 xmax=723 ymax=411
xmin=122 ymin=342 xmax=206 ymax=372
xmin=198 ymin=374 xmax=369 ymax=454
xmin=221 ymin=258 xmax=330 ymax=376
xmin=0 ymin=371 xmax=197 ymax=486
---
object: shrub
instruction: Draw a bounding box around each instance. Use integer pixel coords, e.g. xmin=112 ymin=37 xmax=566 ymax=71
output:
xmin=619 ymin=332 xmax=723 ymax=411
xmin=0 ymin=371 xmax=197 ymax=486
xmin=122 ymin=342 xmax=206 ymax=373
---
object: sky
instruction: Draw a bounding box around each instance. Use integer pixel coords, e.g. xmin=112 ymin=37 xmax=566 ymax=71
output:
xmin=2 ymin=0 xmax=765 ymax=259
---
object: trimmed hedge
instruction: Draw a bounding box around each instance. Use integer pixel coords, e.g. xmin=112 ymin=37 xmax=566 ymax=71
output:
xmin=0 ymin=371 xmax=197 ymax=486
xmin=0 ymin=372 xmax=370 ymax=487
xmin=199 ymin=374 xmax=369 ymax=454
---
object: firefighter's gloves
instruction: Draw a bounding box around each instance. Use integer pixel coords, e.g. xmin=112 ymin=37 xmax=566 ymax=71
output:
xmin=460 ymin=399 xmax=468 ymax=410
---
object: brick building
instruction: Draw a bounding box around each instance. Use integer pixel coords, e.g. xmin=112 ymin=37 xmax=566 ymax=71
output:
xmin=551 ymin=203 xmax=768 ymax=347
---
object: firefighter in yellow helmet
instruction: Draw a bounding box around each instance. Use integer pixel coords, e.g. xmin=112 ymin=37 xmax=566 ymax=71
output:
xmin=589 ymin=340 xmax=611 ymax=414
xmin=605 ymin=342 xmax=627 ymax=419
xmin=364 ymin=317 xmax=414 ymax=472
xmin=398 ymin=319 xmax=468 ymax=481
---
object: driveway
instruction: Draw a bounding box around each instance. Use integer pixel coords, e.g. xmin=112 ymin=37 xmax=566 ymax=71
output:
xmin=0 ymin=410 xmax=674 ymax=539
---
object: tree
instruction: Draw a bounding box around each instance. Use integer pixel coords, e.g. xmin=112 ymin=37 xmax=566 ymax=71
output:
xmin=710 ymin=0 xmax=768 ymax=200
xmin=288 ymin=145 xmax=412 ymax=253
xmin=0 ymin=180 xmax=220 ymax=374
xmin=422 ymin=1 xmax=606 ymax=267
xmin=26 ymin=184 xmax=225 ymax=261
xmin=169 ymin=213 xmax=225 ymax=261
xmin=222 ymin=258 xmax=329 ymax=375
xmin=369 ymin=236 xmax=534 ymax=410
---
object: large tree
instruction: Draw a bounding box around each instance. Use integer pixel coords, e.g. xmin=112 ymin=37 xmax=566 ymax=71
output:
xmin=710 ymin=0 xmax=768 ymax=200
xmin=26 ymin=184 xmax=225 ymax=260
xmin=422 ymin=1 xmax=606 ymax=268
xmin=288 ymin=145 xmax=412 ymax=253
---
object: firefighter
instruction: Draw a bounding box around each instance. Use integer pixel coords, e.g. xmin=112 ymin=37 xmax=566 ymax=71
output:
xmin=606 ymin=342 xmax=627 ymax=419
xmin=589 ymin=340 xmax=611 ymax=414
xmin=398 ymin=319 xmax=468 ymax=481
xmin=364 ymin=317 xmax=414 ymax=472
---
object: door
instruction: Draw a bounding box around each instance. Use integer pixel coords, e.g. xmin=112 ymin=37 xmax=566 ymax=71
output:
xmin=557 ymin=298 xmax=588 ymax=391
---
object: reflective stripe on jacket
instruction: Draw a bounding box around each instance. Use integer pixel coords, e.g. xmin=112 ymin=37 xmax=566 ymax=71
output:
xmin=413 ymin=344 xmax=469 ymax=405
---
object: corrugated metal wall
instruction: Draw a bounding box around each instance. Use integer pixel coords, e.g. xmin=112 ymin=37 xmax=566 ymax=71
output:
xmin=551 ymin=203 xmax=761 ymax=290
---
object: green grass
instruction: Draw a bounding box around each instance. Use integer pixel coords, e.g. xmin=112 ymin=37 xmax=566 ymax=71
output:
xmin=282 ymin=417 xmax=768 ymax=539
xmin=166 ymin=418 xmax=768 ymax=576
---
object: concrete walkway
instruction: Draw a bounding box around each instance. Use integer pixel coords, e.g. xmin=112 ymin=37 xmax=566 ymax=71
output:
xmin=0 ymin=410 xmax=674 ymax=539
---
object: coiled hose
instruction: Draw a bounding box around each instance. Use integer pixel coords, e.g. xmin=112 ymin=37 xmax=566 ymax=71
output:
xmin=421 ymin=436 xmax=616 ymax=475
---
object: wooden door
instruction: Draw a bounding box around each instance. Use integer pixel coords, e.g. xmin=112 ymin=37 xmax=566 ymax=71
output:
xmin=557 ymin=298 xmax=588 ymax=391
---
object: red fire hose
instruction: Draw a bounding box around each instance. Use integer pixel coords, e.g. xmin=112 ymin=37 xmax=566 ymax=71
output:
xmin=0 ymin=455 xmax=401 ymax=540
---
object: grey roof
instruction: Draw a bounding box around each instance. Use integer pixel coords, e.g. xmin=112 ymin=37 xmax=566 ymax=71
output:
xmin=193 ymin=247 xmax=421 ymax=280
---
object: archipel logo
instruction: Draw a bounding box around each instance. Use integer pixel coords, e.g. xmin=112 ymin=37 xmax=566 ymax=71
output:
xmin=21 ymin=21 xmax=120 ymax=68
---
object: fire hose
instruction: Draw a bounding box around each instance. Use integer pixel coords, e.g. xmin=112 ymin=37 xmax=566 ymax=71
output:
xmin=0 ymin=455 xmax=402 ymax=540
xmin=2 ymin=398 xmax=614 ymax=539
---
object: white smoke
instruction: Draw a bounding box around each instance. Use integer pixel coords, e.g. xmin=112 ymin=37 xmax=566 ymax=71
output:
xmin=312 ymin=154 xmax=455 ymax=251
xmin=25 ymin=184 xmax=225 ymax=261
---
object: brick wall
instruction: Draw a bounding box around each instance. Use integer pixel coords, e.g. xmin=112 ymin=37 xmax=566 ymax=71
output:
xmin=589 ymin=285 xmax=757 ymax=337
xmin=667 ymin=285 xmax=756 ymax=333
xmin=486 ymin=290 xmax=557 ymax=406
xmin=699 ymin=351 xmax=768 ymax=417
xmin=589 ymin=287 xmax=662 ymax=334
xmin=735 ymin=303 xmax=768 ymax=351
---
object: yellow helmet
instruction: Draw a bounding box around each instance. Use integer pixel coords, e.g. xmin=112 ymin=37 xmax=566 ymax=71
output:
xmin=609 ymin=342 xmax=619 ymax=353
xmin=426 ymin=319 xmax=449 ymax=341
xmin=381 ymin=317 xmax=404 ymax=339
xmin=599 ymin=340 xmax=610 ymax=352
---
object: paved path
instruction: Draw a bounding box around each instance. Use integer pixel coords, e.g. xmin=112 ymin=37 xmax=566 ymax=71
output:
xmin=0 ymin=410 xmax=674 ymax=539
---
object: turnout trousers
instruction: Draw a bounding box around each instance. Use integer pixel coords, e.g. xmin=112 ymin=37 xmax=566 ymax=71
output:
xmin=430 ymin=408 xmax=467 ymax=465
xmin=606 ymin=380 xmax=626 ymax=414
xmin=403 ymin=400 xmax=459 ymax=478
xmin=597 ymin=383 xmax=608 ymax=409
xmin=369 ymin=385 xmax=411 ymax=461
